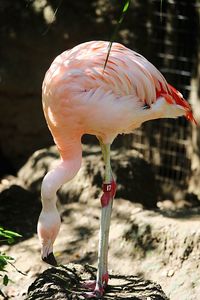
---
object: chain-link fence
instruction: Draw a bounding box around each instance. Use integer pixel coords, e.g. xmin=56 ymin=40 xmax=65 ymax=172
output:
xmin=118 ymin=0 xmax=199 ymax=197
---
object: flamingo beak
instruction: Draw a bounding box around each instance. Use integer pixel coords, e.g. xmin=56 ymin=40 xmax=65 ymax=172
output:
xmin=42 ymin=252 xmax=58 ymax=266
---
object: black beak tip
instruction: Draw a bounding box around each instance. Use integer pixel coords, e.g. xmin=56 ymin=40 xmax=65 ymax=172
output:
xmin=42 ymin=252 xmax=58 ymax=267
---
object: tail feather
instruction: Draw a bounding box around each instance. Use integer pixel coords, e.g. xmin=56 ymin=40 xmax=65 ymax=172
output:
xmin=168 ymin=84 xmax=197 ymax=125
xmin=156 ymin=82 xmax=197 ymax=125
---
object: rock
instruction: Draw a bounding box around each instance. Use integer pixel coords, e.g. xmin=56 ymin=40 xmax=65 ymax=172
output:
xmin=26 ymin=263 xmax=169 ymax=300
xmin=122 ymin=206 xmax=200 ymax=299
xmin=0 ymin=178 xmax=41 ymax=239
xmin=18 ymin=145 xmax=158 ymax=208
xmin=2 ymin=191 xmax=200 ymax=299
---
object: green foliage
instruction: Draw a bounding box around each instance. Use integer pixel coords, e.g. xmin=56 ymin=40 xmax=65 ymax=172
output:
xmin=103 ymin=0 xmax=131 ymax=71
xmin=0 ymin=227 xmax=22 ymax=295
xmin=0 ymin=253 xmax=14 ymax=286
xmin=0 ymin=227 xmax=22 ymax=244
xmin=104 ymin=0 xmax=164 ymax=70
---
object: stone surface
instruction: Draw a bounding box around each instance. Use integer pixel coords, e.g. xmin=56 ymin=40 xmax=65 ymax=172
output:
xmin=0 ymin=143 xmax=157 ymax=253
xmin=18 ymin=145 xmax=158 ymax=208
xmin=1 ymin=190 xmax=200 ymax=299
xmin=26 ymin=263 xmax=169 ymax=300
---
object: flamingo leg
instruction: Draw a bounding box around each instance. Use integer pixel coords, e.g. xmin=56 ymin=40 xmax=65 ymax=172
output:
xmin=98 ymin=141 xmax=116 ymax=283
xmin=83 ymin=143 xmax=116 ymax=297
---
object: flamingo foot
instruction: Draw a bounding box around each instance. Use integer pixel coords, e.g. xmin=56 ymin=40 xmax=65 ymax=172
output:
xmin=81 ymin=272 xmax=109 ymax=298
xmin=81 ymin=280 xmax=96 ymax=291
xmin=82 ymin=272 xmax=109 ymax=290
xmin=82 ymin=283 xmax=104 ymax=298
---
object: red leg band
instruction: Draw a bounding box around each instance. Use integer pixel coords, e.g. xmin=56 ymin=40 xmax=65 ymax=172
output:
xmin=101 ymin=180 xmax=117 ymax=207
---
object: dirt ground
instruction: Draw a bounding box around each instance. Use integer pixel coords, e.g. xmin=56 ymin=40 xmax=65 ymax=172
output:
xmin=1 ymin=193 xmax=200 ymax=300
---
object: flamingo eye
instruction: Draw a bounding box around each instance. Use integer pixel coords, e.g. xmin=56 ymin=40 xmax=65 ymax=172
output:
xmin=143 ymin=104 xmax=150 ymax=110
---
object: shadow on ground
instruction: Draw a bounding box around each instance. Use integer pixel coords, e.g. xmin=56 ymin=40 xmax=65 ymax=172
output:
xmin=0 ymin=184 xmax=41 ymax=241
xmin=27 ymin=263 xmax=169 ymax=300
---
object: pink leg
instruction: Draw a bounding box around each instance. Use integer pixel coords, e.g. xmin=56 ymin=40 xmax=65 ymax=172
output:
xmin=82 ymin=143 xmax=116 ymax=298
xmin=82 ymin=180 xmax=116 ymax=296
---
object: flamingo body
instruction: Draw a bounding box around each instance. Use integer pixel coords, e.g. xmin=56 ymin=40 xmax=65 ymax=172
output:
xmin=42 ymin=41 xmax=192 ymax=151
xmin=38 ymin=41 xmax=195 ymax=297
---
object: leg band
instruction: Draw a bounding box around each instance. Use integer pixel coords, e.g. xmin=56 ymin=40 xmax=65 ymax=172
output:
xmin=101 ymin=180 xmax=117 ymax=207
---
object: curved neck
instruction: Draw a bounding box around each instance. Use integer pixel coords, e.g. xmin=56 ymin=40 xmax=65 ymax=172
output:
xmin=41 ymin=143 xmax=82 ymax=211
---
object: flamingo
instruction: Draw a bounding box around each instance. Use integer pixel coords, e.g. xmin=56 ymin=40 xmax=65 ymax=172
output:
xmin=37 ymin=41 xmax=195 ymax=297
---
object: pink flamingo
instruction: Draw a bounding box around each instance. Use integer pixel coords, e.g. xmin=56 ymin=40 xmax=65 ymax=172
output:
xmin=37 ymin=41 xmax=195 ymax=297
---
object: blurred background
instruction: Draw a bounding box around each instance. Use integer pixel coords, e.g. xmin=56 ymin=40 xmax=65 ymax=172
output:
xmin=0 ymin=0 xmax=200 ymax=202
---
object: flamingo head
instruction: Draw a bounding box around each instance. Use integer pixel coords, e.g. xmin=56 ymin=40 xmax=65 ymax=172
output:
xmin=37 ymin=208 xmax=61 ymax=266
